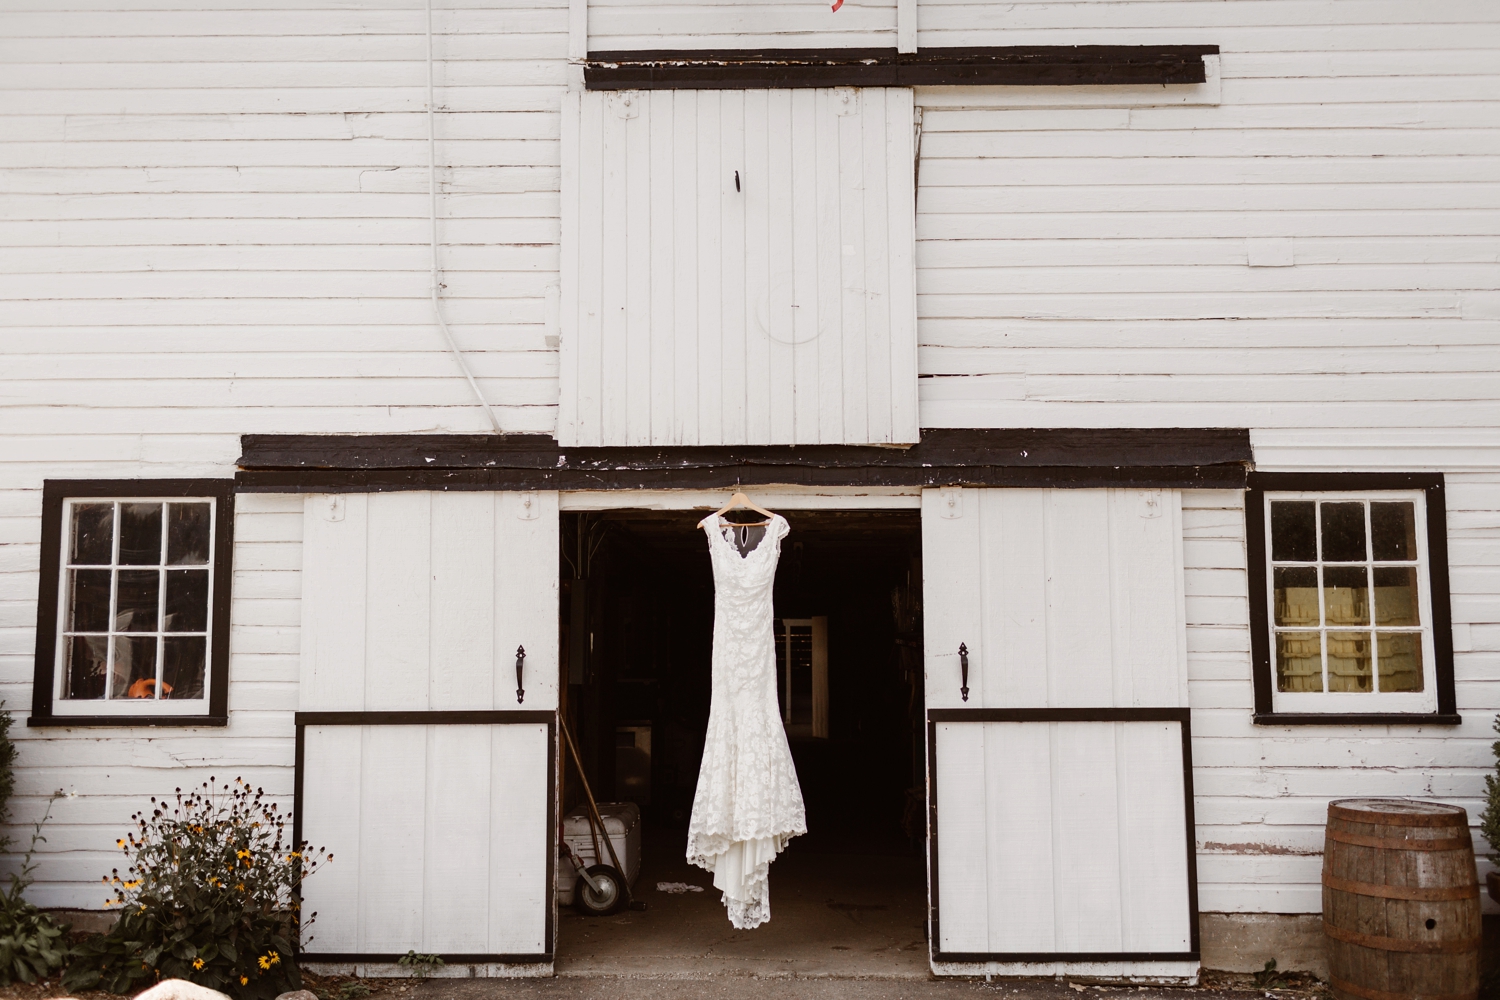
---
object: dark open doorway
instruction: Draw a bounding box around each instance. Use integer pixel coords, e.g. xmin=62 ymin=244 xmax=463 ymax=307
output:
xmin=556 ymin=506 xmax=927 ymax=975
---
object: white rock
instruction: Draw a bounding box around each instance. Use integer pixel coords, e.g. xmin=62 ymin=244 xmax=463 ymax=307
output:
xmin=134 ymin=980 xmax=232 ymax=1000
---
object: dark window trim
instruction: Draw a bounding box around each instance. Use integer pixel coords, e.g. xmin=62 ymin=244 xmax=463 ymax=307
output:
xmin=236 ymin=428 xmax=1251 ymax=492
xmin=1245 ymin=472 xmax=1456 ymax=726
xmin=926 ymin=706 xmax=1199 ymax=965
xmin=292 ymin=710 xmax=556 ymax=965
xmin=28 ymin=479 xmax=235 ymax=728
xmin=585 ymin=45 xmax=1219 ymax=90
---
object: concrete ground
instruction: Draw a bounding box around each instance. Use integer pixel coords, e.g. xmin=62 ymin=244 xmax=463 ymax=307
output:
xmin=553 ymin=834 xmax=929 ymax=978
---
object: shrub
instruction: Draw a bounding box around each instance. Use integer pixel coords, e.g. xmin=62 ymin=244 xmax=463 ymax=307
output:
xmin=1482 ymin=714 xmax=1500 ymax=862
xmin=0 ymin=704 xmax=71 ymax=986
xmin=64 ymin=778 xmax=331 ymax=1000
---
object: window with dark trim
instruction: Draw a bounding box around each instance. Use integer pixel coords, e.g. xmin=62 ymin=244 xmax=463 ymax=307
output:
xmin=30 ymin=480 xmax=234 ymax=727
xmin=1246 ymin=473 xmax=1456 ymax=726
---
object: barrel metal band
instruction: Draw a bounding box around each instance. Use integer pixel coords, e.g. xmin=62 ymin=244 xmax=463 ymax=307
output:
xmin=1329 ymin=975 xmax=1476 ymax=1000
xmin=1322 ymin=873 xmax=1478 ymax=902
xmin=1323 ymin=920 xmax=1481 ymax=955
xmin=1328 ymin=804 xmax=1467 ymax=828
xmin=1326 ymin=828 xmax=1472 ymax=852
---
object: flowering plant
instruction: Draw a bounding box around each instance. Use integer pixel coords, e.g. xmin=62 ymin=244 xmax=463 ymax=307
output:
xmin=63 ymin=778 xmax=331 ymax=1000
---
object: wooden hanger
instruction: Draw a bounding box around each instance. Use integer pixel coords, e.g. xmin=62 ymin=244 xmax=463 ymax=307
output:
xmin=697 ymin=491 xmax=776 ymax=530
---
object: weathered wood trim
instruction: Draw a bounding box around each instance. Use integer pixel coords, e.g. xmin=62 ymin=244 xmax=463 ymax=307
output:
xmin=236 ymin=428 xmax=1251 ymax=492
xmin=28 ymin=479 xmax=235 ymax=728
xmin=1244 ymin=471 xmax=1457 ymax=726
xmin=926 ymin=707 xmax=1199 ymax=965
xmin=585 ymin=45 xmax=1220 ymax=90
xmin=292 ymin=710 xmax=557 ymax=964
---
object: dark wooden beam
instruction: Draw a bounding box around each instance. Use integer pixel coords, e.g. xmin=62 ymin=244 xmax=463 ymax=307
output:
xmin=585 ymin=45 xmax=1219 ymax=90
xmin=235 ymin=428 xmax=1251 ymax=492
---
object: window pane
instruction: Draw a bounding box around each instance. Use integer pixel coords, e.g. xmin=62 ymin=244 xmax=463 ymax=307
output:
xmin=64 ymin=635 xmax=108 ymax=700
xmin=67 ymin=569 xmax=112 ymax=632
xmin=788 ymin=626 xmax=813 ymax=727
xmin=1377 ymin=632 xmax=1424 ymax=693
xmin=1371 ymin=502 xmax=1418 ymax=561
xmin=69 ymin=503 xmax=114 ymax=565
xmin=1373 ymin=566 xmax=1420 ymax=626
xmin=118 ymin=503 xmax=162 ymax=565
xmin=1270 ymin=501 xmax=1316 ymax=561
xmin=1273 ymin=567 xmax=1319 ymax=626
xmin=1327 ymin=632 xmax=1373 ymax=692
xmin=1323 ymin=566 xmax=1370 ymax=626
xmin=1275 ymin=632 xmax=1323 ymax=692
xmin=164 ymin=569 xmax=209 ymax=632
xmin=167 ymin=503 xmax=211 ymax=566
xmin=115 ymin=570 xmax=159 ymax=632
xmin=1320 ymin=502 xmax=1367 ymax=562
xmin=111 ymin=635 xmax=159 ymax=699
xmin=162 ymin=636 xmax=206 ymax=700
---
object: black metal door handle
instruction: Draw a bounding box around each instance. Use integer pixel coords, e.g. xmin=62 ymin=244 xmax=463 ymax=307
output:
xmin=515 ymin=645 xmax=527 ymax=704
xmin=959 ymin=643 xmax=969 ymax=702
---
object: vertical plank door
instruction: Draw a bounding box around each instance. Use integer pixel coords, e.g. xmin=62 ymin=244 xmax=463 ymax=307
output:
xmin=921 ymin=488 xmax=1199 ymax=980
xmin=297 ymin=491 xmax=559 ymax=970
xmin=559 ymin=88 xmax=919 ymax=448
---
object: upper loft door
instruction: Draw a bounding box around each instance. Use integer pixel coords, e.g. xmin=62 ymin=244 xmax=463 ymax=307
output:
xmin=921 ymin=488 xmax=1199 ymax=980
xmin=560 ymin=88 xmax=918 ymax=447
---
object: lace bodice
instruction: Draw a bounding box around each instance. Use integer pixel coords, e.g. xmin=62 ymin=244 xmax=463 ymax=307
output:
xmin=686 ymin=513 xmax=807 ymax=929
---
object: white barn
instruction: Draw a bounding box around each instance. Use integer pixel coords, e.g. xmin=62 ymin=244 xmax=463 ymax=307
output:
xmin=2 ymin=0 xmax=1498 ymax=982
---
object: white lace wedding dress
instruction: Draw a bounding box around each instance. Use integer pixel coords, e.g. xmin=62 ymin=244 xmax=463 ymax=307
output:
xmin=686 ymin=513 xmax=807 ymax=929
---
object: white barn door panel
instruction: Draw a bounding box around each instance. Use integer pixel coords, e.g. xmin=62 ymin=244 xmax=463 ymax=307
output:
xmin=297 ymin=491 xmax=559 ymax=968
xmin=299 ymin=491 xmax=559 ymax=712
xmin=560 ymin=88 xmax=919 ymax=447
xmin=299 ymin=720 xmax=553 ymax=963
xmin=922 ymin=488 xmax=1197 ymax=979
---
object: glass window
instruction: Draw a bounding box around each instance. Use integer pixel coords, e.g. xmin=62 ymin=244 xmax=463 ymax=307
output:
xmin=1264 ymin=492 xmax=1434 ymax=714
xmin=57 ymin=498 xmax=215 ymax=710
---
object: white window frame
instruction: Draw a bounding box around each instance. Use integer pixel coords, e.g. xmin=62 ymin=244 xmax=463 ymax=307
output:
xmin=1263 ymin=489 xmax=1437 ymax=715
xmin=52 ymin=496 xmax=218 ymax=718
xmin=775 ymin=617 xmax=829 ymax=739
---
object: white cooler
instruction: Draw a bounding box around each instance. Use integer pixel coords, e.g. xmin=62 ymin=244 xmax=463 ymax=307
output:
xmin=556 ymin=801 xmax=641 ymax=904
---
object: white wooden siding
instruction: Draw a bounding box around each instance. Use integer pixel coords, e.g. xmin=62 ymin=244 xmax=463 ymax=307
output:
xmin=1185 ymin=485 xmax=1500 ymax=916
xmin=301 ymin=722 xmax=549 ymax=957
xmin=560 ymin=87 xmax=918 ymax=446
xmin=299 ymin=491 xmax=560 ymax=713
xmin=587 ymin=0 xmax=897 ymax=51
xmin=0 ymin=492 xmax=302 ymax=909
xmin=922 ymin=487 xmax=1188 ymax=712
xmin=0 ymin=0 xmax=1498 ymax=925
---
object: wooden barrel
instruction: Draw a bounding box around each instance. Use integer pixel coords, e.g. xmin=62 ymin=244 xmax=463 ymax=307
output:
xmin=1323 ymin=798 xmax=1480 ymax=1000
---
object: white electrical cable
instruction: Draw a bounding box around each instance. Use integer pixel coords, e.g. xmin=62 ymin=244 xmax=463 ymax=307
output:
xmin=426 ymin=0 xmax=503 ymax=433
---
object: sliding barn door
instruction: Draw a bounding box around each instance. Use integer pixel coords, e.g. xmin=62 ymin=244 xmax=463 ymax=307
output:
xmin=922 ymin=488 xmax=1198 ymax=979
xmin=296 ymin=491 xmax=558 ymax=971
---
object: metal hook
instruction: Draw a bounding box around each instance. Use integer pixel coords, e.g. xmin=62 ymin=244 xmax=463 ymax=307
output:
xmin=734 ymin=170 xmax=741 ymax=192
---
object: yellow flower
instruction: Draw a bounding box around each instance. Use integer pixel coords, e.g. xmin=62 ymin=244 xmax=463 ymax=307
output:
xmin=236 ymin=850 xmax=250 ymax=859
xmin=193 ymin=959 xmax=205 ymax=971
xmin=116 ymin=839 xmax=126 ymax=847
xmin=258 ymin=956 xmax=270 ymax=970
xmin=240 ymin=977 xmax=249 ymax=986
xmin=270 ymin=952 xmax=280 ymax=965
xmin=236 ymin=883 xmax=245 ymax=892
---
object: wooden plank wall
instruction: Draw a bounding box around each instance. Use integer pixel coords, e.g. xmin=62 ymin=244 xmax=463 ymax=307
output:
xmin=1184 ymin=485 xmax=1500 ymax=915
xmin=0 ymin=0 xmax=1497 ymax=921
xmin=0 ymin=493 xmax=302 ymax=909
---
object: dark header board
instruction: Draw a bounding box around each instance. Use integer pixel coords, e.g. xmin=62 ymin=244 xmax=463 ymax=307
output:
xmin=235 ymin=428 xmax=1252 ymax=492
xmin=585 ymin=45 xmax=1219 ymax=90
